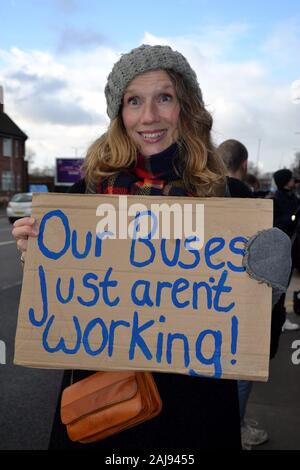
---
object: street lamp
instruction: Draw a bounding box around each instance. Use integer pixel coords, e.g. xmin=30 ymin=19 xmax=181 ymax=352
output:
xmin=291 ymin=80 xmax=300 ymax=104
xmin=256 ymin=138 xmax=262 ymax=168
xmin=71 ymin=147 xmax=84 ymax=157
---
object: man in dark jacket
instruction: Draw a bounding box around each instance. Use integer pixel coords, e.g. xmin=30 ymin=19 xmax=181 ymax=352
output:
xmin=272 ymin=169 xmax=300 ymax=332
xmin=217 ymin=139 xmax=253 ymax=198
xmin=273 ymin=169 xmax=300 ymax=238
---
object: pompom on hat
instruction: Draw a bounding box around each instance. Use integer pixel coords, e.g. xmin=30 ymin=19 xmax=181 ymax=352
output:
xmin=105 ymin=44 xmax=204 ymax=120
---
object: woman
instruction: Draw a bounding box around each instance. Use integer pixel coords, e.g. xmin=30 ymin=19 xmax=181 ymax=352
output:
xmin=13 ymin=44 xmax=290 ymax=451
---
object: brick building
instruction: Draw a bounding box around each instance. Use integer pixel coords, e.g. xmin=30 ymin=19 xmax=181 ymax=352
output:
xmin=0 ymin=86 xmax=28 ymax=195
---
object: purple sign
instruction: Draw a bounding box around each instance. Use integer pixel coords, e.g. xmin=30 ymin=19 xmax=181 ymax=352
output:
xmin=55 ymin=158 xmax=84 ymax=186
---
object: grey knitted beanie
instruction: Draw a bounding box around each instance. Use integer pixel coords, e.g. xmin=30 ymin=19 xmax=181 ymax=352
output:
xmin=105 ymin=44 xmax=203 ymax=120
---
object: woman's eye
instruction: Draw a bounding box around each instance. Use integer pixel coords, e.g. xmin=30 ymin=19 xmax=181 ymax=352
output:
xmin=160 ymin=94 xmax=172 ymax=102
xmin=127 ymin=96 xmax=139 ymax=105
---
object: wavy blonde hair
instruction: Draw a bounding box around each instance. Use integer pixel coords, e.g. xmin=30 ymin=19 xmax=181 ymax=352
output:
xmin=83 ymin=70 xmax=227 ymax=196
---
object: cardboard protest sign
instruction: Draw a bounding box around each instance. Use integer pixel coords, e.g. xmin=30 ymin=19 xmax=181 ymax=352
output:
xmin=14 ymin=193 xmax=273 ymax=381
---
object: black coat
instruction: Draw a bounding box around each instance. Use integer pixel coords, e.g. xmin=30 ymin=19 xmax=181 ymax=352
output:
xmin=273 ymin=189 xmax=300 ymax=238
xmin=49 ymin=178 xmax=241 ymax=450
xmin=273 ymin=189 xmax=300 ymax=271
xmin=227 ymin=177 xmax=253 ymax=198
xmin=226 ymin=179 xmax=284 ymax=358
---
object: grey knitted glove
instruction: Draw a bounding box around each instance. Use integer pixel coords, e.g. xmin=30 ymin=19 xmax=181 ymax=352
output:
xmin=243 ymin=228 xmax=292 ymax=307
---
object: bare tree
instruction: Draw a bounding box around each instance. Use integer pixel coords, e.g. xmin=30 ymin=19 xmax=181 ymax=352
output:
xmin=291 ymin=151 xmax=300 ymax=178
xmin=30 ymin=165 xmax=54 ymax=177
xmin=247 ymin=161 xmax=261 ymax=177
xmin=25 ymin=147 xmax=36 ymax=172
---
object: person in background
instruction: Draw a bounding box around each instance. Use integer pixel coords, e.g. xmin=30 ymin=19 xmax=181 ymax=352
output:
xmin=273 ymin=169 xmax=300 ymax=332
xmin=245 ymin=173 xmax=260 ymax=193
xmin=217 ymin=147 xmax=290 ymax=356
xmin=217 ymin=139 xmax=253 ymax=198
xmin=244 ymin=173 xmax=289 ymax=356
xmin=245 ymin=173 xmax=270 ymax=198
xmin=218 ymin=138 xmax=268 ymax=450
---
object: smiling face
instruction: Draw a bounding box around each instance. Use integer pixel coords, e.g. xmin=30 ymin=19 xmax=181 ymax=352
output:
xmin=121 ymin=70 xmax=180 ymax=156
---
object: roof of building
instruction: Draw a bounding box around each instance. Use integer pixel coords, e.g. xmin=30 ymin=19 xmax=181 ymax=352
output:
xmin=0 ymin=112 xmax=28 ymax=140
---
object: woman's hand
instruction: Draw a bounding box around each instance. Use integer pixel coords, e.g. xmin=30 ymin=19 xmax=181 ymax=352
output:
xmin=12 ymin=217 xmax=38 ymax=255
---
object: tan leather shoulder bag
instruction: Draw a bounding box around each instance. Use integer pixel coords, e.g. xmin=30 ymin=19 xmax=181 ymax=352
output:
xmin=60 ymin=370 xmax=162 ymax=443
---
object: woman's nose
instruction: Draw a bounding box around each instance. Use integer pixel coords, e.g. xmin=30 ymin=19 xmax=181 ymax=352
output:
xmin=140 ymin=101 xmax=159 ymax=124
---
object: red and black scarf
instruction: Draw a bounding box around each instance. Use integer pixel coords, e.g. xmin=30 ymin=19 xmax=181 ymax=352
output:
xmin=96 ymin=143 xmax=190 ymax=196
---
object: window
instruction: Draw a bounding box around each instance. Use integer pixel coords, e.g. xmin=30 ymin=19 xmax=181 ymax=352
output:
xmin=1 ymin=171 xmax=14 ymax=190
xmin=11 ymin=193 xmax=32 ymax=203
xmin=16 ymin=174 xmax=22 ymax=191
xmin=3 ymin=138 xmax=13 ymax=157
xmin=15 ymin=140 xmax=20 ymax=158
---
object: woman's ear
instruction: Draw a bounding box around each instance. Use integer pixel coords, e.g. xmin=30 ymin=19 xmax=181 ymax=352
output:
xmin=242 ymin=159 xmax=248 ymax=176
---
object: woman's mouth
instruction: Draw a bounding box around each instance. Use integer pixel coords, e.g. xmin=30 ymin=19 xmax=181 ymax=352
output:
xmin=138 ymin=130 xmax=167 ymax=143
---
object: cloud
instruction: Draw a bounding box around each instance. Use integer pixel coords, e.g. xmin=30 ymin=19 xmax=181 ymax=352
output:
xmin=54 ymin=0 xmax=79 ymax=13
xmin=291 ymin=79 xmax=300 ymax=104
xmin=0 ymin=45 xmax=113 ymax=165
xmin=1 ymin=24 xmax=300 ymax=172
xmin=6 ymin=70 xmax=102 ymax=125
xmin=142 ymin=31 xmax=300 ymax=170
xmin=57 ymin=28 xmax=108 ymax=54
xmin=143 ymin=23 xmax=249 ymax=61
xmin=8 ymin=71 xmax=66 ymax=93
xmin=17 ymin=96 xmax=104 ymax=126
xmin=262 ymin=18 xmax=300 ymax=66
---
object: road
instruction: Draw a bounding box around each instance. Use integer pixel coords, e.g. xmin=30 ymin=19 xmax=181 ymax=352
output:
xmin=248 ymin=271 xmax=300 ymax=450
xmin=0 ymin=217 xmax=22 ymax=291
xmin=0 ymin=215 xmax=63 ymax=450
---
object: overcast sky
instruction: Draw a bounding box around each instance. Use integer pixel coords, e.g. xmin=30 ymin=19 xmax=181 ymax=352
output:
xmin=1 ymin=0 xmax=300 ymax=172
